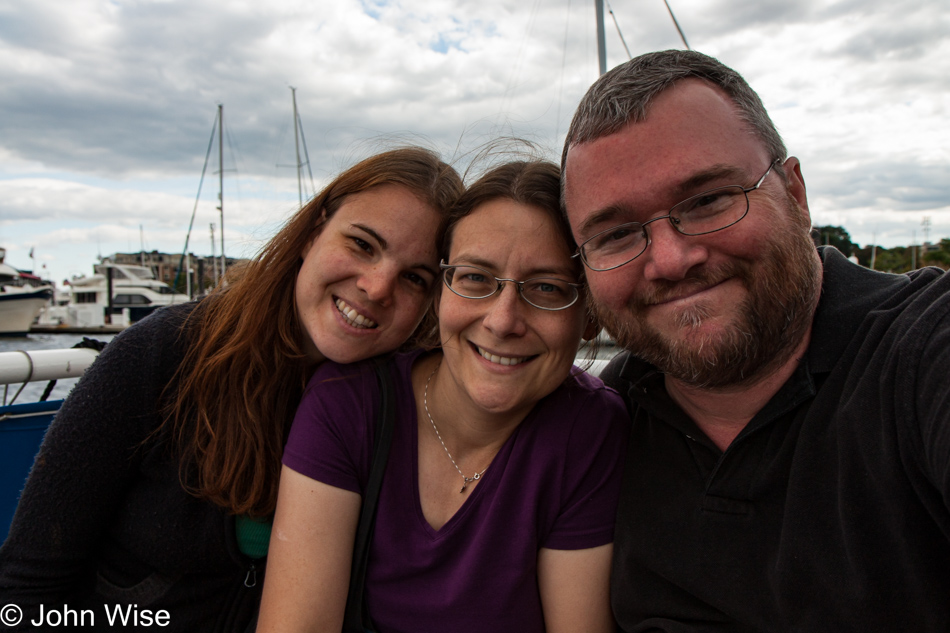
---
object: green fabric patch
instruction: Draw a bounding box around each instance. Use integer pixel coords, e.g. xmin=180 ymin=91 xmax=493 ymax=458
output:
xmin=235 ymin=514 xmax=272 ymax=559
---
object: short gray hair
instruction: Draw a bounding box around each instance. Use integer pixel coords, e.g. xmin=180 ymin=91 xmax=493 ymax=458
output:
xmin=561 ymin=50 xmax=787 ymax=168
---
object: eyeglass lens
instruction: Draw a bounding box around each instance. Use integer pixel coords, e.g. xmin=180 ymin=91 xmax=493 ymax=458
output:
xmin=443 ymin=265 xmax=577 ymax=310
xmin=581 ymin=185 xmax=750 ymax=271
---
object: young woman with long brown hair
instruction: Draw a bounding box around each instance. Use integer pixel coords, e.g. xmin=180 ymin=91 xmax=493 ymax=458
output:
xmin=0 ymin=147 xmax=463 ymax=632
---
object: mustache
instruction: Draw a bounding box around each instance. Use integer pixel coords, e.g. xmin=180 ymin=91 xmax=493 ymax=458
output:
xmin=631 ymin=261 xmax=750 ymax=308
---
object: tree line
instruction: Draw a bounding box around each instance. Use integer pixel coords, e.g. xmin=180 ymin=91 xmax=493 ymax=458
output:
xmin=812 ymin=226 xmax=950 ymax=273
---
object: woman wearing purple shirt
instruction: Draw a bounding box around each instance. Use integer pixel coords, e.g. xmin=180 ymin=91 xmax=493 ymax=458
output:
xmin=258 ymin=161 xmax=628 ymax=633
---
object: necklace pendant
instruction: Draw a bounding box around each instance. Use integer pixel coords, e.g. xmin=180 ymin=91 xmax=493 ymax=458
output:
xmin=459 ymin=483 xmax=467 ymax=493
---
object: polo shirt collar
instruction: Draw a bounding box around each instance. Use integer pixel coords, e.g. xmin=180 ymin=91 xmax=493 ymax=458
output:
xmin=806 ymin=246 xmax=911 ymax=374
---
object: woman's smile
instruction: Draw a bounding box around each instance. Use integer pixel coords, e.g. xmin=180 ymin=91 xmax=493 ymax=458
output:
xmin=334 ymin=296 xmax=378 ymax=329
xmin=472 ymin=342 xmax=534 ymax=367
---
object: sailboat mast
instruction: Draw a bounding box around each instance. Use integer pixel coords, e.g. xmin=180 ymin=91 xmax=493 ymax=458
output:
xmin=210 ymin=223 xmax=218 ymax=286
xmin=595 ymin=0 xmax=607 ymax=75
xmin=218 ymin=104 xmax=226 ymax=279
xmin=663 ymin=0 xmax=691 ymax=50
xmin=291 ymin=87 xmax=303 ymax=208
xmin=185 ymin=253 xmax=192 ymax=298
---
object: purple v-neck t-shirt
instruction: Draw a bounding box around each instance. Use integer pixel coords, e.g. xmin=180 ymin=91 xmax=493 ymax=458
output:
xmin=283 ymin=350 xmax=629 ymax=633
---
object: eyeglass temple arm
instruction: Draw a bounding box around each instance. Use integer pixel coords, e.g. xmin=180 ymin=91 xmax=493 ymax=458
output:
xmin=746 ymin=159 xmax=782 ymax=192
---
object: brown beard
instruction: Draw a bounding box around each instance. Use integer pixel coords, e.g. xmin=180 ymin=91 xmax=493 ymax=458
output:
xmin=593 ymin=194 xmax=822 ymax=389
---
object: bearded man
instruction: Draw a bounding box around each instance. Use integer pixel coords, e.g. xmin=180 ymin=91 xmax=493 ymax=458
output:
xmin=562 ymin=49 xmax=950 ymax=632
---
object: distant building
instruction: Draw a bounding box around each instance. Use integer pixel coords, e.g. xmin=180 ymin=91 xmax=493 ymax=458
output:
xmin=108 ymin=250 xmax=250 ymax=297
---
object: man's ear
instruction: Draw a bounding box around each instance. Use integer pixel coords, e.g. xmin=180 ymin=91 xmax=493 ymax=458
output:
xmin=783 ymin=157 xmax=810 ymax=218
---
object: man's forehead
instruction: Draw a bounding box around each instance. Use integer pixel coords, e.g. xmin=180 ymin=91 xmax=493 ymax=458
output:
xmin=563 ymin=81 xmax=766 ymax=215
xmin=566 ymin=80 xmax=742 ymax=161
xmin=562 ymin=123 xmax=686 ymax=224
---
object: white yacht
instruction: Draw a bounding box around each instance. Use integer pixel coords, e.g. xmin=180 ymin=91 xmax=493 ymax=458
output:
xmin=44 ymin=261 xmax=191 ymax=328
xmin=0 ymin=248 xmax=54 ymax=336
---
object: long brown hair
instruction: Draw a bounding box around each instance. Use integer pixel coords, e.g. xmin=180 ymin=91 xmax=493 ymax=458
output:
xmin=166 ymin=147 xmax=463 ymax=517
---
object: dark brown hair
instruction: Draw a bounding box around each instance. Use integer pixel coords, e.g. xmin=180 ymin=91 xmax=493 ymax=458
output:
xmin=166 ymin=147 xmax=463 ymax=517
xmin=443 ymin=160 xmax=576 ymax=264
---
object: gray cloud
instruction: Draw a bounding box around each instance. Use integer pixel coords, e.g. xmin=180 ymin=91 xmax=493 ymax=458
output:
xmin=805 ymin=161 xmax=950 ymax=211
xmin=0 ymin=0 xmax=947 ymax=283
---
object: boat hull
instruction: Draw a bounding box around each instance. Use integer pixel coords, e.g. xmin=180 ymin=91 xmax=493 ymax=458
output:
xmin=0 ymin=288 xmax=53 ymax=336
xmin=0 ymin=399 xmax=62 ymax=541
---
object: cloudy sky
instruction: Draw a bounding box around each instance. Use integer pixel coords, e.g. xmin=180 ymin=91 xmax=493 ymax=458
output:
xmin=1 ymin=0 xmax=948 ymax=285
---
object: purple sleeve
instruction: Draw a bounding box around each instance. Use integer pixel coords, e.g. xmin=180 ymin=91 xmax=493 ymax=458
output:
xmin=542 ymin=375 xmax=630 ymax=550
xmin=282 ymin=361 xmax=377 ymax=495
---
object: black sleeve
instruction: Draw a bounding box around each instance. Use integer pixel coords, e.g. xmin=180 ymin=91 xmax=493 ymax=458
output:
xmin=912 ymin=302 xmax=950 ymax=511
xmin=0 ymin=306 xmax=190 ymax=622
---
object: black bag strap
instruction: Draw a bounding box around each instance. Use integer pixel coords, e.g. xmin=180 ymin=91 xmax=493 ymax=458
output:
xmin=342 ymin=357 xmax=396 ymax=633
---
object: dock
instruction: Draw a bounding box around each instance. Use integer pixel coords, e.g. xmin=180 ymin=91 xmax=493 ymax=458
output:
xmin=30 ymin=324 xmax=126 ymax=335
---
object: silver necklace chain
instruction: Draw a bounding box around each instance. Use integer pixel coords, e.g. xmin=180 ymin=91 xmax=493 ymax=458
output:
xmin=423 ymin=362 xmax=488 ymax=494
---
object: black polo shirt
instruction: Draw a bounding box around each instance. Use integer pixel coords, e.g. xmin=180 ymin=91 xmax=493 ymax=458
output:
xmin=604 ymin=247 xmax=950 ymax=632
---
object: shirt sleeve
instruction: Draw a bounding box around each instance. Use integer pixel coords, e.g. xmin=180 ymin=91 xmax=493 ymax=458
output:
xmin=282 ymin=361 xmax=378 ymax=495
xmin=911 ymin=295 xmax=950 ymax=511
xmin=0 ymin=307 xmax=187 ymax=625
xmin=542 ymin=374 xmax=631 ymax=550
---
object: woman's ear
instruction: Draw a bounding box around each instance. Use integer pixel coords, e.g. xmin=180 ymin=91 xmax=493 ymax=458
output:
xmin=582 ymin=314 xmax=600 ymax=341
xmin=301 ymin=237 xmax=314 ymax=261
xmin=432 ymin=283 xmax=442 ymax=318
xmin=410 ymin=285 xmax=444 ymax=350
xmin=301 ymin=208 xmax=330 ymax=260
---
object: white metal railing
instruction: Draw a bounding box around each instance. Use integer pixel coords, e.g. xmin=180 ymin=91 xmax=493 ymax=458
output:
xmin=0 ymin=349 xmax=100 ymax=406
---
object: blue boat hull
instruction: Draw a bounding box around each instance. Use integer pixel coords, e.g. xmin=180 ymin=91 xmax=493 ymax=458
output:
xmin=0 ymin=399 xmax=61 ymax=543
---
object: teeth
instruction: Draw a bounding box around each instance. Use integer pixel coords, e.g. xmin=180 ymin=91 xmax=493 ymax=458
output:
xmin=335 ymin=298 xmax=377 ymax=329
xmin=477 ymin=346 xmax=528 ymax=366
